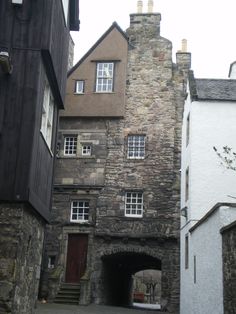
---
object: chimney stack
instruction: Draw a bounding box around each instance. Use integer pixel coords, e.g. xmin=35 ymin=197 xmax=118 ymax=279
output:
xmin=176 ymin=39 xmax=191 ymax=73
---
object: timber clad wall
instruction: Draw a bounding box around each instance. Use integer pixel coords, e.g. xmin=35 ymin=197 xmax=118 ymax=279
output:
xmin=63 ymin=23 xmax=128 ymax=117
xmin=0 ymin=0 xmax=79 ymax=312
xmin=0 ymin=0 xmax=73 ymax=217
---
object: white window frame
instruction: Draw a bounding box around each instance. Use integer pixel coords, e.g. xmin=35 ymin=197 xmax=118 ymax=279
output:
xmin=70 ymin=201 xmax=89 ymax=222
xmin=64 ymin=136 xmax=77 ymax=156
xmin=127 ymin=135 xmax=145 ymax=159
xmin=75 ymin=80 xmax=84 ymax=94
xmin=82 ymin=145 xmax=92 ymax=156
xmin=95 ymin=62 xmax=114 ymax=92
xmin=125 ymin=192 xmax=143 ymax=217
xmin=40 ymin=79 xmax=54 ymax=149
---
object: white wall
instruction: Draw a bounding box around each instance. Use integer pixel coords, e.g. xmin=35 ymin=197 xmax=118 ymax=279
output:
xmin=181 ymin=91 xmax=236 ymax=221
xmin=181 ymin=206 xmax=236 ymax=314
xmin=180 ymin=83 xmax=236 ymax=314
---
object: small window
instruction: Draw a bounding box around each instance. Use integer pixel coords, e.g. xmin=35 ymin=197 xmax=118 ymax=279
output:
xmin=82 ymin=145 xmax=92 ymax=156
xmin=48 ymin=256 xmax=56 ymax=269
xmin=95 ymin=62 xmax=114 ymax=92
xmin=185 ymin=234 xmax=189 ymax=269
xmin=40 ymin=79 xmax=54 ymax=149
xmin=186 ymin=114 xmax=190 ymax=146
xmin=70 ymin=201 xmax=89 ymax=222
xmin=75 ymin=80 xmax=84 ymax=94
xmin=64 ymin=136 xmax=77 ymax=156
xmin=125 ymin=192 xmax=143 ymax=217
xmin=185 ymin=167 xmax=189 ymax=202
xmin=127 ymin=135 xmax=145 ymax=159
xmin=193 ymin=255 xmax=197 ymax=283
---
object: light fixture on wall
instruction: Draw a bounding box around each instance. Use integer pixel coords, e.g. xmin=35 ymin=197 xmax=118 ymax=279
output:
xmin=12 ymin=0 xmax=23 ymax=4
xmin=181 ymin=207 xmax=188 ymax=218
xmin=0 ymin=51 xmax=13 ymax=74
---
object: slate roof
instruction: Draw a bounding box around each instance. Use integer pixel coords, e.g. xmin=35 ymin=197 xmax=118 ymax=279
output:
xmin=195 ymin=79 xmax=236 ymax=101
xmin=188 ymin=71 xmax=236 ymax=101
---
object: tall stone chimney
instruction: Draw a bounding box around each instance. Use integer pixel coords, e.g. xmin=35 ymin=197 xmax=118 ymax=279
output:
xmin=176 ymin=39 xmax=191 ymax=72
xmin=127 ymin=0 xmax=161 ymax=45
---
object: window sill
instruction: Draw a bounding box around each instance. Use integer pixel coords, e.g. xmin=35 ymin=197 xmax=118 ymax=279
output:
xmin=124 ymin=215 xmax=143 ymax=218
xmin=69 ymin=220 xmax=91 ymax=225
xmin=93 ymin=91 xmax=115 ymax=94
xmin=57 ymin=155 xmax=95 ymax=159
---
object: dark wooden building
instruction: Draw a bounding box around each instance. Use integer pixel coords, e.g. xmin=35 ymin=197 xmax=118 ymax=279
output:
xmin=0 ymin=1 xmax=79 ymax=313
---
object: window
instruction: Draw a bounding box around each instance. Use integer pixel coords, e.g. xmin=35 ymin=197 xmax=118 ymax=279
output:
xmin=75 ymin=80 xmax=84 ymax=94
xmin=186 ymin=113 xmax=190 ymax=146
xmin=95 ymin=62 xmax=114 ymax=92
xmin=185 ymin=167 xmax=189 ymax=202
xmin=194 ymin=255 xmax=197 ymax=283
xmin=64 ymin=136 xmax=77 ymax=156
xmin=70 ymin=201 xmax=89 ymax=222
xmin=125 ymin=192 xmax=143 ymax=217
xmin=82 ymin=145 xmax=92 ymax=156
xmin=185 ymin=234 xmax=189 ymax=269
xmin=40 ymin=79 xmax=54 ymax=148
xmin=127 ymin=135 xmax=145 ymax=159
xmin=48 ymin=256 xmax=56 ymax=269
xmin=61 ymin=0 xmax=69 ymax=24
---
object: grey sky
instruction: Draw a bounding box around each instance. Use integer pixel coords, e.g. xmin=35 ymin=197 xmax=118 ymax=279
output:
xmin=71 ymin=0 xmax=236 ymax=78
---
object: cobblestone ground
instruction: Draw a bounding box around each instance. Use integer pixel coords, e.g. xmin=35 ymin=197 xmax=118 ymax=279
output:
xmin=36 ymin=303 xmax=165 ymax=314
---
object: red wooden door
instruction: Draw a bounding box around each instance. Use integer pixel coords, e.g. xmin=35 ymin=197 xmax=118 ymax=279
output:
xmin=65 ymin=234 xmax=88 ymax=283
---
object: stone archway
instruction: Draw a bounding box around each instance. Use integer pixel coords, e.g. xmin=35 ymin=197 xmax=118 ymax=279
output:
xmin=98 ymin=247 xmax=162 ymax=307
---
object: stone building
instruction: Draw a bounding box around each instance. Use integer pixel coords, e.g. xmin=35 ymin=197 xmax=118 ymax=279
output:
xmin=40 ymin=2 xmax=191 ymax=312
xmin=0 ymin=1 xmax=79 ymax=313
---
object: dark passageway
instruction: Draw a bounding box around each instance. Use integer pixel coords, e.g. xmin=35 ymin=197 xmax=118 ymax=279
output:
xmin=101 ymin=252 xmax=162 ymax=307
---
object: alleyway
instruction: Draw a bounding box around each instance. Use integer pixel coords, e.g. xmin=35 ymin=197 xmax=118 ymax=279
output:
xmin=36 ymin=303 xmax=165 ymax=314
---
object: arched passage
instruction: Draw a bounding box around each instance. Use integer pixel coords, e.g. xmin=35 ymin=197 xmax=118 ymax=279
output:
xmin=100 ymin=251 xmax=162 ymax=307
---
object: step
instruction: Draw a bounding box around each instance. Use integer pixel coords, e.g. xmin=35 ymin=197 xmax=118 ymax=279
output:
xmin=54 ymin=283 xmax=81 ymax=305
xmin=54 ymin=299 xmax=79 ymax=305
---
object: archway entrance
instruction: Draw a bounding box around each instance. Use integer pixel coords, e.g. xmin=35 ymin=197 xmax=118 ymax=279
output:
xmin=101 ymin=252 xmax=162 ymax=307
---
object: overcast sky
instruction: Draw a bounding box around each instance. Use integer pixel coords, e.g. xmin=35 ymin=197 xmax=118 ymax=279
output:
xmin=71 ymin=0 xmax=235 ymax=79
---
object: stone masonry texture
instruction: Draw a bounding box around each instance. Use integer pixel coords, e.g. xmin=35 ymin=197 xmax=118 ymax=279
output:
xmin=222 ymin=224 xmax=236 ymax=314
xmin=0 ymin=203 xmax=44 ymax=314
xmin=40 ymin=13 xmax=190 ymax=314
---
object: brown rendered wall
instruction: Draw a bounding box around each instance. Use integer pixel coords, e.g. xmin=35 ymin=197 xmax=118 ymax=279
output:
xmin=62 ymin=27 xmax=128 ymax=117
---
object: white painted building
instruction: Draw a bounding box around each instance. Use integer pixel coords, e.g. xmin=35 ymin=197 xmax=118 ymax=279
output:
xmin=180 ymin=66 xmax=236 ymax=314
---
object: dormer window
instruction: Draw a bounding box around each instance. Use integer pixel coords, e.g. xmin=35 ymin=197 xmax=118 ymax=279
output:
xmin=95 ymin=62 xmax=114 ymax=92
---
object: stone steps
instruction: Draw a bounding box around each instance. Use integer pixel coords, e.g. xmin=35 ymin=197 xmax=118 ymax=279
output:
xmin=54 ymin=283 xmax=80 ymax=305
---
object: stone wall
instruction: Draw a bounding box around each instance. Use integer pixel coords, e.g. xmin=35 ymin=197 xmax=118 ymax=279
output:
xmin=40 ymin=12 xmax=190 ymax=313
xmin=222 ymin=223 xmax=236 ymax=314
xmin=0 ymin=203 xmax=44 ymax=314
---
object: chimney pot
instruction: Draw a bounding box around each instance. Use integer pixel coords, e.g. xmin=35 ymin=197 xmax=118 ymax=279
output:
xmin=148 ymin=0 xmax=154 ymax=13
xmin=137 ymin=0 xmax=143 ymax=13
xmin=182 ymin=39 xmax=187 ymax=52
